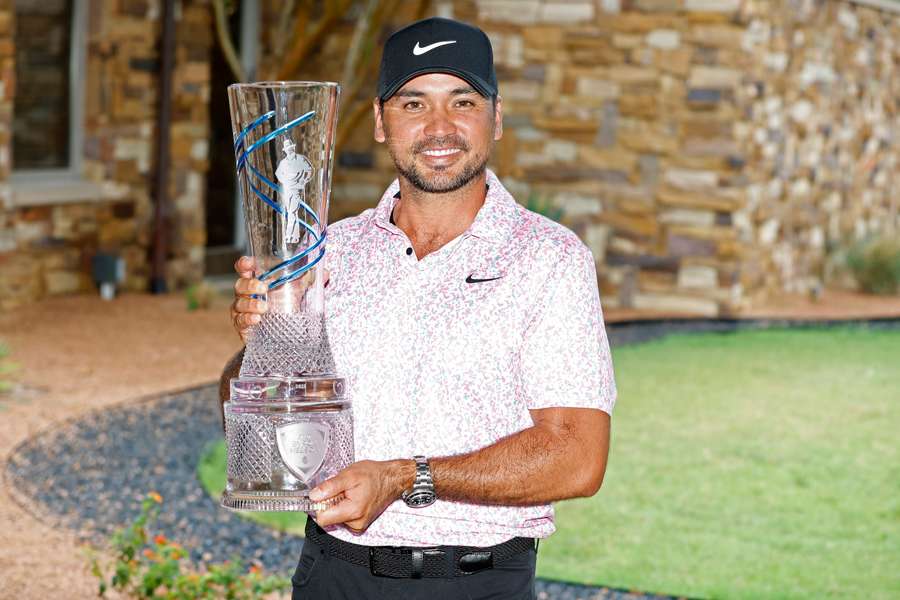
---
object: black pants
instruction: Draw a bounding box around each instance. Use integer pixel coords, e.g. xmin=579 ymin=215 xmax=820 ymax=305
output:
xmin=291 ymin=535 xmax=537 ymax=600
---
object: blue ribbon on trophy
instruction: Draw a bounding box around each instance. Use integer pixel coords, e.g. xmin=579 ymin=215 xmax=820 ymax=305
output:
xmin=233 ymin=109 xmax=326 ymax=291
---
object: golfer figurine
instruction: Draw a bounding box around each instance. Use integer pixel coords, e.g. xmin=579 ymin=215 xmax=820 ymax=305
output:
xmin=276 ymin=138 xmax=313 ymax=244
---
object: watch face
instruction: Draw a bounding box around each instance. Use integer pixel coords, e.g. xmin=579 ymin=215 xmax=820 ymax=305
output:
xmin=405 ymin=491 xmax=436 ymax=508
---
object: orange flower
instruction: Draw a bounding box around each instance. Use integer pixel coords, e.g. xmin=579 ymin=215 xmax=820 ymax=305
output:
xmin=142 ymin=549 xmax=157 ymax=560
xmin=148 ymin=492 xmax=163 ymax=503
xmin=248 ymin=565 xmax=261 ymax=574
xmin=154 ymin=534 xmax=168 ymax=545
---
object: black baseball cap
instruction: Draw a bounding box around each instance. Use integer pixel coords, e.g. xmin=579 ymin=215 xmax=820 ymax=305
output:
xmin=377 ymin=17 xmax=498 ymax=102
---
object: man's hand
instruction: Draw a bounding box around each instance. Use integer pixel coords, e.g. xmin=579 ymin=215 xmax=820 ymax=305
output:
xmin=310 ymin=460 xmax=414 ymax=533
xmin=230 ymin=256 xmax=329 ymax=344
xmin=231 ymin=256 xmax=268 ymax=344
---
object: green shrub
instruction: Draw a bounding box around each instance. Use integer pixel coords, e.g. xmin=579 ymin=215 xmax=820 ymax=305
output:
xmin=845 ymin=234 xmax=900 ymax=295
xmin=525 ymin=191 xmax=564 ymax=223
xmin=89 ymin=492 xmax=288 ymax=599
xmin=185 ymin=282 xmax=215 ymax=311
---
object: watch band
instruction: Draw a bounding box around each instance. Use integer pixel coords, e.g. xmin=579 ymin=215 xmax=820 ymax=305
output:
xmin=402 ymin=455 xmax=436 ymax=507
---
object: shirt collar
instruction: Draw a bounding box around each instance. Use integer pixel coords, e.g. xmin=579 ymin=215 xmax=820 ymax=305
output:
xmin=371 ymin=169 xmax=517 ymax=244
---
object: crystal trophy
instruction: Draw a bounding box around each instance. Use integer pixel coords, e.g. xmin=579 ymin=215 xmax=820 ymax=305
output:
xmin=222 ymin=82 xmax=352 ymax=512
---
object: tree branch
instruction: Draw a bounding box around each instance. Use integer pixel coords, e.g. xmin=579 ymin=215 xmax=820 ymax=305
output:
xmin=276 ymin=0 xmax=353 ymax=80
xmin=212 ymin=0 xmax=245 ymax=82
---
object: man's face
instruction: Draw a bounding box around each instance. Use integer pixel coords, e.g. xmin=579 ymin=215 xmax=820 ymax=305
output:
xmin=374 ymin=73 xmax=502 ymax=194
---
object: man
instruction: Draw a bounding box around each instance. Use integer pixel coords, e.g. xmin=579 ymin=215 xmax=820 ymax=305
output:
xmin=226 ymin=16 xmax=617 ymax=600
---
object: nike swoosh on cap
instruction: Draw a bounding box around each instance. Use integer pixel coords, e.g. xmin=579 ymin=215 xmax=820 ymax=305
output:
xmin=412 ymin=40 xmax=457 ymax=56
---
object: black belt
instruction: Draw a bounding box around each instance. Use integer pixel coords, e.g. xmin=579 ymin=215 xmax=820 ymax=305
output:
xmin=304 ymin=518 xmax=535 ymax=579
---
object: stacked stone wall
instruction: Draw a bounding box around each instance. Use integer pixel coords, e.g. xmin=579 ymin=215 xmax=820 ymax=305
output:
xmin=740 ymin=0 xmax=899 ymax=297
xmin=0 ymin=0 xmax=211 ymax=310
xmin=311 ymin=0 xmax=899 ymax=315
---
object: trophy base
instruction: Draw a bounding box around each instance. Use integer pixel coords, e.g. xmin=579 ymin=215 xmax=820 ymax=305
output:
xmin=224 ymin=374 xmax=353 ymax=513
xmin=220 ymin=489 xmax=342 ymax=513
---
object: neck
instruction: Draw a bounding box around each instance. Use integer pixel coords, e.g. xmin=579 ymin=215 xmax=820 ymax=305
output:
xmin=393 ymin=171 xmax=488 ymax=255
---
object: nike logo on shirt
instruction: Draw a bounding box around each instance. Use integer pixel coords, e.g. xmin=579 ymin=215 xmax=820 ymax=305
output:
xmin=466 ymin=274 xmax=503 ymax=284
xmin=413 ymin=40 xmax=457 ymax=55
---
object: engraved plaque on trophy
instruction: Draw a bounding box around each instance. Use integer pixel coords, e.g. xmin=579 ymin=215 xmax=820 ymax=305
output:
xmin=221 ymin=82 xmax=352 ymax=513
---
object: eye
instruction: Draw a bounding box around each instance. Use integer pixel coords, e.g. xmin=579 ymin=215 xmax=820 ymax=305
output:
xmin=456 ymin=99 xmax=476 ymax=107
xmin=404 ymin=101 xmax=423 ymax=110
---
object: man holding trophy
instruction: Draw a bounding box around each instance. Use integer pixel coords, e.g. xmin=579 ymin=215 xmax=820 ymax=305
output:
xmin=226 ymin=17 xmax=616 ymax=600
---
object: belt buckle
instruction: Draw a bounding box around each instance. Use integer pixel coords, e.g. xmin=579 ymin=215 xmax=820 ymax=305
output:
xmin=458 ymin=550 xmax=494 ymax=574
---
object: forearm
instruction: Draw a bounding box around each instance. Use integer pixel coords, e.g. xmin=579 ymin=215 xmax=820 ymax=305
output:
xmin=312 ymin=410 xmax=608 ymax=530
xmin=429 ymin=413 xmax=609 ymax=506
xmin=218 ymin=348 xmax=244 ymax=427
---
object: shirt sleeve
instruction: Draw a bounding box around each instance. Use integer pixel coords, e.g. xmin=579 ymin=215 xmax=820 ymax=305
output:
xmin=518 ymin=245 xmax=617 ymax=414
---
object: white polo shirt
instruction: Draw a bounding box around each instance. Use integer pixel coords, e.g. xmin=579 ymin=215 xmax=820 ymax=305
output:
xmin=322 ymin=169 xmax=616 ymax=547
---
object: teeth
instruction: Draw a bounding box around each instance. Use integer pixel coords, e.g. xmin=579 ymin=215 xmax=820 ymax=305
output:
xmin=422 ymin=148 xmax=460 ymax=156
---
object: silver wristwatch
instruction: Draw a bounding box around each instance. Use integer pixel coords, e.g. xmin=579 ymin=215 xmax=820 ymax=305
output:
xmin=401 ymin=455 xmax=436 ymax=508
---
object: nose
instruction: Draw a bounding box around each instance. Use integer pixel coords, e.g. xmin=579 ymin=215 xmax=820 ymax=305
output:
xmin=422 ymin=106 xmax=457 ymax=139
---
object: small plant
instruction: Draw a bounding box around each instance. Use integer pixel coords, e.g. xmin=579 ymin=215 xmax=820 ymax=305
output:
xmin=0 ymin=341 xmax=19 ymax=395
xmin=90 ymin=492 xmax=288 ymax=599
xmin=525 ymin=191 xmax=564 ymax=223
xmin=185 ymin=282 xmax=215 ymax=311
xmin=845 ymin=234 xmax=900 ymax=295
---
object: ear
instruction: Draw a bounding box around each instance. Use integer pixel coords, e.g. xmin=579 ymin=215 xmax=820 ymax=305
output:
xmin=493 ymin=95 xmax=503 ymax=141
xmin=373 ymin=98 xmax=386 ymax=143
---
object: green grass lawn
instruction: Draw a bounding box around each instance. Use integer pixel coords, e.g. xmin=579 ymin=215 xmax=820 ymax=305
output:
xmin=200 ymin=327 xmax=900 ymax=599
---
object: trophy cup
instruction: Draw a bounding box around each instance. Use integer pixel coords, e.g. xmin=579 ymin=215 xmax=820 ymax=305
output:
xmin=221 ymin=82 xmax=352 ymax=512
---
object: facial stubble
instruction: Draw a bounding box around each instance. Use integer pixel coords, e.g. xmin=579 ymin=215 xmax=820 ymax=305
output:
xmin=384 ymin=122 xmax=493 ymax=194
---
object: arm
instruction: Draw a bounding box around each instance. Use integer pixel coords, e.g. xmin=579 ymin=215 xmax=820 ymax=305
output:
xmin=431 ymin=406 xmax=610 ymax=505
xmin=311 ymin=406 xmax=610 ymax=530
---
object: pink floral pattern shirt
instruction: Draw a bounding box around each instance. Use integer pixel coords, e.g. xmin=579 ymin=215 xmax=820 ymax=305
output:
xmin=322 ymin=170 xmax=616 ymax=547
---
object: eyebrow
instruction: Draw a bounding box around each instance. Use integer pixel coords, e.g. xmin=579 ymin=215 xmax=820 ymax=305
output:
xmin=393 ymin=86 xmax=480 ymax=98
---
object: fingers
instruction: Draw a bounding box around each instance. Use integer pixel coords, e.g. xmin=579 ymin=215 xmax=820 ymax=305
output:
xmin=234 ymin=277 xmax=267 ymax=298
xmin=234 ymin=256 xmax=256 ymax=278
xmin=232 ymin=257 xmax=266 ymax=341
xmin=313 ymin=497 xmax=362 ymax=529
xmin=309 ymin=471 xmax=352 ymax=503
xmin=310 ymin=472 xmax=358 ymax=528
xmin=232 ymin=310 xmax=261 ymax=337
xmin=232 ymin=296 xmax=267 ymax=315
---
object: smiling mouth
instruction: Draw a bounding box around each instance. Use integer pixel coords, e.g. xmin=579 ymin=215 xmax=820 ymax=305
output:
xmin=421 ymin=148 xmax=462 ymax=157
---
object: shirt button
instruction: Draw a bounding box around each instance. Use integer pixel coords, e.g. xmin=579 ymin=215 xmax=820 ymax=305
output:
xmin=406 ymin=247 xmax=413 ymax=256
